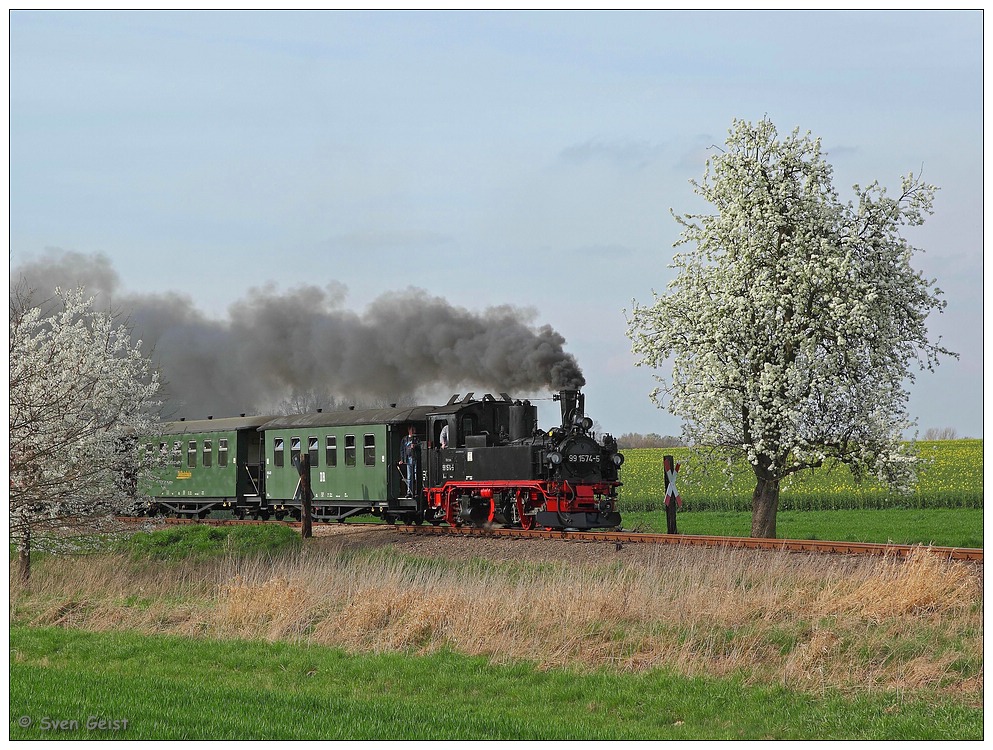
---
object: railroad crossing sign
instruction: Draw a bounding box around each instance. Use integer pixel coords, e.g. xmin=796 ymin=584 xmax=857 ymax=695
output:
xmin=663 ymin=455 xmax=680 ymax=535
xmin=664 ymin=456 xmax=681 ymax=508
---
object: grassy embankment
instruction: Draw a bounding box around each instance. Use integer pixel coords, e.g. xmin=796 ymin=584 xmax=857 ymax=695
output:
xmin=9 ymin=525 xmax=983 ymax=739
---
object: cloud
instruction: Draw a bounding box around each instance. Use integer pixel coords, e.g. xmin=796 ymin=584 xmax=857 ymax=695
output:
xmin=824 ymin=144 xmax=860 ymax=160
xmin=557 ymin=138 xmax=666 ymax=170
xmin=321 ymin=228 xmax=455 ymax=252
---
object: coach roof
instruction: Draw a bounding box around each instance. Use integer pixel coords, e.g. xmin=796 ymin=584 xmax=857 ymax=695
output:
xmin=154 ymin=415 xmax=277 ymax=434
xmin=258 ymin=404 xmax=440 ymax=431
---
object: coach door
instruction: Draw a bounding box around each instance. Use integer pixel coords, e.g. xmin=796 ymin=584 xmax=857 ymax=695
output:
xmin=426 ymin=416 xmax=455 ymax=490
xmin=237 ymin=428 xmax=265 ymax=499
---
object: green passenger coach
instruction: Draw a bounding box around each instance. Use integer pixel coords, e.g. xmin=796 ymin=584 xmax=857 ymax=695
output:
xmin=259 ymin=405 xmax=436 ymax=522
xmin=141 ymin=415 xmax=271 ymax=518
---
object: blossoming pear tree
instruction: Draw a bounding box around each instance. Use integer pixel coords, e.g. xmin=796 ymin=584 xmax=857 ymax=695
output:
xmin=9 ymin=284 xmax=161 ymax=581
xmin=626 ymin=118 xmax=953 ymax=538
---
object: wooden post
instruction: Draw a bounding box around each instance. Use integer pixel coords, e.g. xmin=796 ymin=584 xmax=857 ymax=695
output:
xmin=663 ymin=455 xmax=681 ymax=535
xmin=294 ymin=454 xmax=313 ymax=539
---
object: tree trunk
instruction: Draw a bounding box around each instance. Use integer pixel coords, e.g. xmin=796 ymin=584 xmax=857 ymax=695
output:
xmin=750 ymin=476 xmax=780 ymax=538
xmin=18 ymin=529 xmax=31 ymax=584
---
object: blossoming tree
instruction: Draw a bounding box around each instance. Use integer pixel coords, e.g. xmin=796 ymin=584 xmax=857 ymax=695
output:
xmin=626 ymin=118 xmax=953 ymax=538
xmin=9 ymin=285 xmax=161 ymax=580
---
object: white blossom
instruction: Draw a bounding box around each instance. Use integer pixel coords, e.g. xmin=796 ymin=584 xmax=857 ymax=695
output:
xmin=626 ymin=118 xmax=954 ymax=537
xmin=9 ymin=285 xmax=161 ymax=577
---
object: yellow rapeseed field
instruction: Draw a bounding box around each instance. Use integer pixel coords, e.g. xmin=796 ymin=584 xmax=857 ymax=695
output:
xmin=617 ymin=440 xmax=983 ymax=512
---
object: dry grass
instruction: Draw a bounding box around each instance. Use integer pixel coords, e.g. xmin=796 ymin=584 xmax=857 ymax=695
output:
xmin=10 ymin=543 xmax=983 ymax=702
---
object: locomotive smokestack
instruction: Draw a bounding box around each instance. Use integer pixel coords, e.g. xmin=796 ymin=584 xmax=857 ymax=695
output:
xmin=555 ymin=389 xmax=585 ymax=428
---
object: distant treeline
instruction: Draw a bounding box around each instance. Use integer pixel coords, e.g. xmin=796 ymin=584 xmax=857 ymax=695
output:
xmin=922 ymin=427 xmax=961 ymax=441
xmin=616 ymin=433 xmax=684 ymax=449
xmin=617 ymin=428 xmax=965 ymax=449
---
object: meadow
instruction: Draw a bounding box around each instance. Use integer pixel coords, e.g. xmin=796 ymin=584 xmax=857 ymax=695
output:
xmin=621 ymin=508 xmax=983 ymax=549
xmin=10 ymin=625 xmax=981 ymax=740
xmin=9 ymin=524 xmax=983 ymax=739
xmin=617 ymin=440 xmax=983 ymax=512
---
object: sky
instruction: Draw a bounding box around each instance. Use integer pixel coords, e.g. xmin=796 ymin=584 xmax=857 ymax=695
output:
xmin=8 ymin=10 xmax=985 ymax=438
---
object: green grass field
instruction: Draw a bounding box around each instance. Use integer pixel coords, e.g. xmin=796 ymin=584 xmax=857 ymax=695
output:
xmin=9 ymin=626 xmax=982 ymax=740
xmin=618 ymin=440 xmax=983 ymax=512
xmin=621 ymin=508 xmax=983 ymax=548
xmin=120 ymin=522 xmax=301 ymax=560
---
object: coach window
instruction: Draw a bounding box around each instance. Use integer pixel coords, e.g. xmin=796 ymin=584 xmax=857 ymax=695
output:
xmin=364 ymin=434 xmax=376 ymax=466
xmin=308 ymin=436 xmax=319 ymax=467
xmin=173 ymin=441 xmax=182 ymax=467
xmin=290 ymin=437 xmax=301 ymax=467
xmin=187 ymin=440 xmax=197 ymax=468
xmin=326 ymin=436 xmax=337 ymax=468
xmin=203 ymin=439 xmax=213 ymax=468
xmin=345 ymin=435 xmax=356 ymax=467
xmin=274 ymin=437 xmax=285 ymax=467
xmin=218 ymin=438 xmax=228 ymax=467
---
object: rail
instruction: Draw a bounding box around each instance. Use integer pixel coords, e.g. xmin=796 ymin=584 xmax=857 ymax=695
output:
xmin=114 ymin=517 xmax=982 ymax=561
xmin=391 ymin=524 xmax=984 ymax=562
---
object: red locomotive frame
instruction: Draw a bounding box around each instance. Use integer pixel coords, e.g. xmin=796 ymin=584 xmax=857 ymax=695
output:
xmin=426 ymin=477 xmax=621 ymax=529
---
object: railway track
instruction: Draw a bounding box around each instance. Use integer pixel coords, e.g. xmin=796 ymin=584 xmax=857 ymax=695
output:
xmin=394 ymin=524 xmax=984 ymax=562
xmin=115 ymin=516 xmax=983 ymax=562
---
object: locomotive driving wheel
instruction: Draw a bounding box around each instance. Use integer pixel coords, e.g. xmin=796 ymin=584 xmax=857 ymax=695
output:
xmin=515 ymin=490 xmax=536 ymax=530
xmin=445 ymin=494 xmax=463 ymax=527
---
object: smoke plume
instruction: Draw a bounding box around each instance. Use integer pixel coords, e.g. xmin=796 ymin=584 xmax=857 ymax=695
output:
xmin=11 ymin=249 xmax=585 ymax=419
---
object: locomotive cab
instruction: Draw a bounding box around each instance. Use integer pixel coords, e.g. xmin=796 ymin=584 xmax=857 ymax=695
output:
xmin=425 ymin=394 xmax=537 ymax=488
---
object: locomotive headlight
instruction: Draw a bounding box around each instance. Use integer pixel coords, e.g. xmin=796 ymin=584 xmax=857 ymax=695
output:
xmin=580 ymin=417 xmax=594 ymax=431
xmin=611 ymin=453 xmax=625 ymax=467
xmin=548 ymin=451 xmax=563 ymax=466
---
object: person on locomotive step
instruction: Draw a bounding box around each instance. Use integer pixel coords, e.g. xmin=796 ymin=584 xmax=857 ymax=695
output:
xmin=401 ymin=425 xmax=420 ymax=497
xmin=439 ymin=423 xmax=449 ymax=449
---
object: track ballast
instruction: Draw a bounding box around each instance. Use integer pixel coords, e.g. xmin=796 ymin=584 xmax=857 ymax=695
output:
xmin=115 ymin=516 xmax=982 ymax=562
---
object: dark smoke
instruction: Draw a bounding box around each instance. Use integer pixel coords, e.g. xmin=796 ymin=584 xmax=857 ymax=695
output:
xmin=11 ymin=250 xmax=585 ymax=419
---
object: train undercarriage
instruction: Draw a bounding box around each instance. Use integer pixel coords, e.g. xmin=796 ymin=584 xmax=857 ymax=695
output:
xmin=147 ymin=477 xmax=621 ymax=530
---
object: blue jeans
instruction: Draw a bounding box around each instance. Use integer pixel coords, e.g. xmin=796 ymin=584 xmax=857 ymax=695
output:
xmin=406 ymin=460 xmax=416 ymax=496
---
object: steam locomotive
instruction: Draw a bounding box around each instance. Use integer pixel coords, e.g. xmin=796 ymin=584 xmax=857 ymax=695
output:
xmin=142 ymin=389 xmax=624 ymax=530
